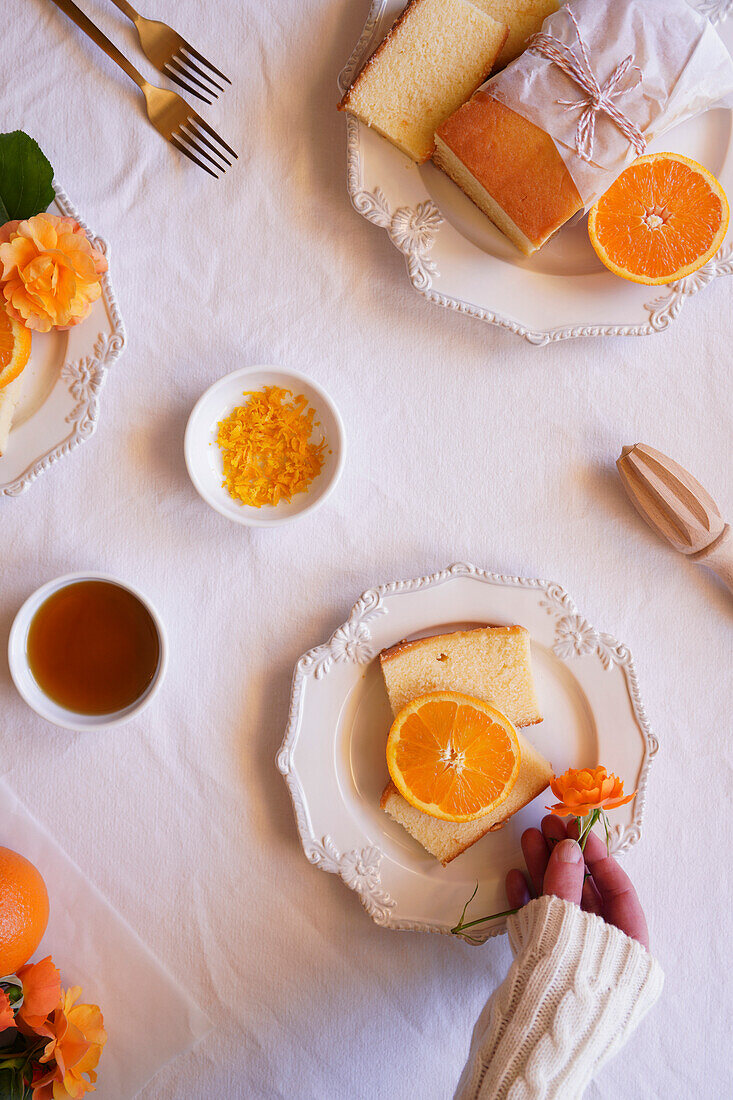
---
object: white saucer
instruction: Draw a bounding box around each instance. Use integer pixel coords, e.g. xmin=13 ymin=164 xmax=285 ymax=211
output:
xmin=184 ymin=366 xmax=345 ymax=528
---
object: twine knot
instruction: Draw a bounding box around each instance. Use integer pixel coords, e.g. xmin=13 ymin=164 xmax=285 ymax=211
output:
xmin=527 ymin=7 xmax=646 ymax=163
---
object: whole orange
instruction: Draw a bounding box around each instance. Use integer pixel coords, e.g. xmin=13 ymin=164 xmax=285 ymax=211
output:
xmin=0 ymin=847 xmax=49 ymax=977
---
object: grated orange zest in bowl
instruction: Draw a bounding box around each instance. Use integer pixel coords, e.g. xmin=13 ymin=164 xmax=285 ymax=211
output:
xmin=216 ymin=386 xmax=329 ymax=508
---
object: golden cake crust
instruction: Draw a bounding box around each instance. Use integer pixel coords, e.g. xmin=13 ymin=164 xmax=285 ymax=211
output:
xmin=435 ymin=93 xmax=582 ymax=249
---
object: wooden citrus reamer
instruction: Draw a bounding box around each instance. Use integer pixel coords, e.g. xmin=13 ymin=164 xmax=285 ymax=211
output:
xmin=617 ymin=444 xmax=733 ymax=596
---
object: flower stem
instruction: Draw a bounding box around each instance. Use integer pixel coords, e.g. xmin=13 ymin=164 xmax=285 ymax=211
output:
xmin=451 ymin=906 xmax=520 ymax=935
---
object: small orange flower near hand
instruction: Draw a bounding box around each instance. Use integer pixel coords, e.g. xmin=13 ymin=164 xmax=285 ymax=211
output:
xmin=0 ymin=213 xmax=108 ymax=334
xmin=548 ymin=766 xmax=636 ymax=818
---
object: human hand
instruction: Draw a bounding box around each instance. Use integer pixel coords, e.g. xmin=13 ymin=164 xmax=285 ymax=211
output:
xmin=505 ymin=814 xmax=650 ymax=949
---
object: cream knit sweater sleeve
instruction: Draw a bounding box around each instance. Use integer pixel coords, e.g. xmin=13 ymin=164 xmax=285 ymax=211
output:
xmin=455 ymin=895 xmax=664 ymax=1100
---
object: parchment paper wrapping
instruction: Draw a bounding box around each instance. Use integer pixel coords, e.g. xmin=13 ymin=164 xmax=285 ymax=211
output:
xmin=483 ymin=0 xmax=733 ymax=206
xmin=1 ymin=779 xmax=211 ymax=1099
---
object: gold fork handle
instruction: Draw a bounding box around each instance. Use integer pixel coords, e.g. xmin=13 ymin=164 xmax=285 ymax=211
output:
xmin=48 ymin=0 xmax=146 ymax=89
xmin=105 ymin=0 xmax=140 ymax=23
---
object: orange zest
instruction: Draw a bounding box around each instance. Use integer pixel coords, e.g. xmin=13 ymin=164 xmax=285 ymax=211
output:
xmin=588 ymin=153 xmax=729 ymax=286
xmin=216 ymin=386 xmax=328 ymax=507
xmin=0 ymin=297 xmax=31 ymax=390
xmin=0 ymin=846 xmax=50 ymax=977
xmin=386 ymin=691 xmax=521 ymax=822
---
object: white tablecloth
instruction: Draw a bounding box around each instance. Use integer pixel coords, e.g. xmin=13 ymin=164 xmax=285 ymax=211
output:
xmin=3 ymin=1 xmax=732 ymax=1097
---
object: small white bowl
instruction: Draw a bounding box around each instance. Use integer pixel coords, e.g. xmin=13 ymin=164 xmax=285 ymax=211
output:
xmin=184 ymin=366 xmax=345 ymax=527
xmin=8 ymin=572 xmax=168 ymax=731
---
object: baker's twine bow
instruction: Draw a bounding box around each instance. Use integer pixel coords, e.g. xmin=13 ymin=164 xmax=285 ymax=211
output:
xmin=527 ymin=7 xmax=646 ymax=164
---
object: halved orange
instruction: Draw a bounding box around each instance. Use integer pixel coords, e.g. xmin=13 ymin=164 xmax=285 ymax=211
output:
xmin=588 ymin=153 xmax=730 ymax=286
xmin=0 ymin=298 xmax=31 ymax=390
xmin=386 ymin=691 xmax=521 ymax=822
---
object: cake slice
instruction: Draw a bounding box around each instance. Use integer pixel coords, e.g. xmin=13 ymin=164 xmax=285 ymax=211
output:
xmin=381 ymin=625 xmax=542 ymax=727
xmin=470 ymin=1 xmax=559 ymax=67
xmin=380 ymin=625 xmax=552 ymax=865
xmin=381 ymin=733 xmax=553 ymax=864
xmin=434 ymin=94 xmax=582 ymax=254
xmin=0 ymin=375 xmax=23 ymax=457
xmin=338 ymin=0 xmax=509 ymax=163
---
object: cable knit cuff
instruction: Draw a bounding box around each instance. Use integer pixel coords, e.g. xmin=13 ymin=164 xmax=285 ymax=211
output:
xmin=456 ymin=895 xmax=664 ymax=1100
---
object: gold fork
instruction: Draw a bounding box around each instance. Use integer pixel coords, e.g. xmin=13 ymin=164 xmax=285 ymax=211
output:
xmin=49 ymin=0 xmax=236 ymax=177
xmin=105 ymin=0 xmax=230 ymax=105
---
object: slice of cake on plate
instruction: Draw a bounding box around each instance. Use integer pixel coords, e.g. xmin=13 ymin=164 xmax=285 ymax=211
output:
xmin=380 ymin=625 xmax=553 ymax=865
xmin=338 ymin=0 xmax=509 ymax=163
xmin=470 ymin=0 xmax=559 ymax=67
xmin=433 ymin=95 xmax=582 ymax=254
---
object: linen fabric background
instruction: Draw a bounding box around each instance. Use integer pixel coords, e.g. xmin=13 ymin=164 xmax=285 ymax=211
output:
xmin=2 ymin=1 xmax=732 ymax=1097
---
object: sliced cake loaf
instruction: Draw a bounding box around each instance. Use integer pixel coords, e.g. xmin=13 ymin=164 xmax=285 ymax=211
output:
xmin=379 ymin=625 xmax=552 ymax=865
xmin=338 ymin=0 xmax=509 ymax=163
xmin=434 ymin=94 xmax=583 ymax=254
xmin=380 ymin=625 xmax=542 ymax=726
xmin=470 ymin=1 xmax=559 ymax=66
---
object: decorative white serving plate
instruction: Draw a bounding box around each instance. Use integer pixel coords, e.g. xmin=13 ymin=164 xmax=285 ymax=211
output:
xmin=278 ymin=563 xmax=657 ymax=940
xmin=0 ymin=184 xmax=125 ymax=497
xmin=339 ymin=1 xmax=733 ymax=344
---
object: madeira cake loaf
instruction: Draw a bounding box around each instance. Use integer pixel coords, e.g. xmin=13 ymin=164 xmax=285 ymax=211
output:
xmin=433 ymin=94 xmax=583 ymax=254
xmin=470 ymin=1 xmax=559 ymax=67
xmin=338 ymin=0 xmax=509 ymax=163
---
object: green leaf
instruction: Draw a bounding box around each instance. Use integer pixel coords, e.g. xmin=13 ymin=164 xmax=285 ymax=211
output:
xmin=0 ymin=1065 xmax=26 ymax=1100
xmin=0 ymin=131 xmax=55 ymax=222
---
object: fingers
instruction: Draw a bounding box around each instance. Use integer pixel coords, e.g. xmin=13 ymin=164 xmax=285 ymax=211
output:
xmin=541 ymin=814 xmax=567 ymax=848
xmin=580 ymin=829 xmax=650 ymax=949
xmin=505 ymin=868 xmax=531 ymax=909
xmin=521 ymin=828 xmax=551 ymax=896
xmin=542 ymin=838 xmax=585 ymax=905
xmin=580 ymin=871 xmax=604 ymax=916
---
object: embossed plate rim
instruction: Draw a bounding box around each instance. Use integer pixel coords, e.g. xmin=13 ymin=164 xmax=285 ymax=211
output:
xmin=277 ymin=562 xmax=657 ymax=941
xmin=0 ymin=182 xmax=126 ymax=497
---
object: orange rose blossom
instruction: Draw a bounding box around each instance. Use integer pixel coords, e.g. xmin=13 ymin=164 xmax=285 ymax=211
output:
xmin=0 ymin=213 xmax=107 ymax=333
xmin=548 ymin=766 xmax=637 ymax=819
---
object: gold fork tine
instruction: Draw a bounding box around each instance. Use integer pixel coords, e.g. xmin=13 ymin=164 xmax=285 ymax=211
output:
xmin=173 ymin=51 xmax=225 ymax=94
xmin=185 ymin=120 xmax=233 ymax=168
xmin=48 ymin=0 xmax=236 ymax=176
xmin=161 ymin=62 xmax=212 ymax=105
xmin=106 ymin=0 xmax=230 ymax=97
xmin=165 ymin=57 xmax=216 ymax=102
xmin=169 ymin=134 xmax=219 ymax=178
xmin=181 ymin=44 xmax=231 ymax=86
xmin=188 ymin=114 xmax=238 ymax=162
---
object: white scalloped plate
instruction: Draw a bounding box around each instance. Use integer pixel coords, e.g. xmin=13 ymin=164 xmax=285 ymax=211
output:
xmin=0 ymin=184 xmax=126 ymax=497
xmin=278 ymin=563 xmax=657 ymax=940
xmin=340 ymin=1 xmax=733 ymax=344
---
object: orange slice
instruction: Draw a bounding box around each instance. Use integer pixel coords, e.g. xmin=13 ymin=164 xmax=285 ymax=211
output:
xmin=386 ymin=691 xmax=521 ymax=822
xmin=0 ymin=298 xmax=31 ymax=390
xmin=588 ymin=153 xmax=730 ymax=286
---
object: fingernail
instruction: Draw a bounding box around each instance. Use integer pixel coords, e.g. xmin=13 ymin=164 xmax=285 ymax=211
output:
xmin=555 ymin=839 xmax=582 ymax=864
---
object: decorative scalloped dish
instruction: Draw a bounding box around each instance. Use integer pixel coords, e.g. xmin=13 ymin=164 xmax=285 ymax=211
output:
xmin=0 ymin=184 xmax=125 ymax=497
xmin=278 ymin=563 xmax=657 ymax=940
xmin=339 ymin=1 xmax=733 ymax=344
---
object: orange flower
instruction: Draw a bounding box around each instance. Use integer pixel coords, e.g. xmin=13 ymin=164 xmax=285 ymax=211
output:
xmin=547 ymin=766 xmax=636 ymax=818
xmin=17 ymin=957 xmax=61 ymax=1033
xmin=0 ymin=214 xmax=107 ymax=334
xmin=31 ymin=987 xmax=106 ymax=1100
xmin=0 ymin=987 xmax=14 ymax=1030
